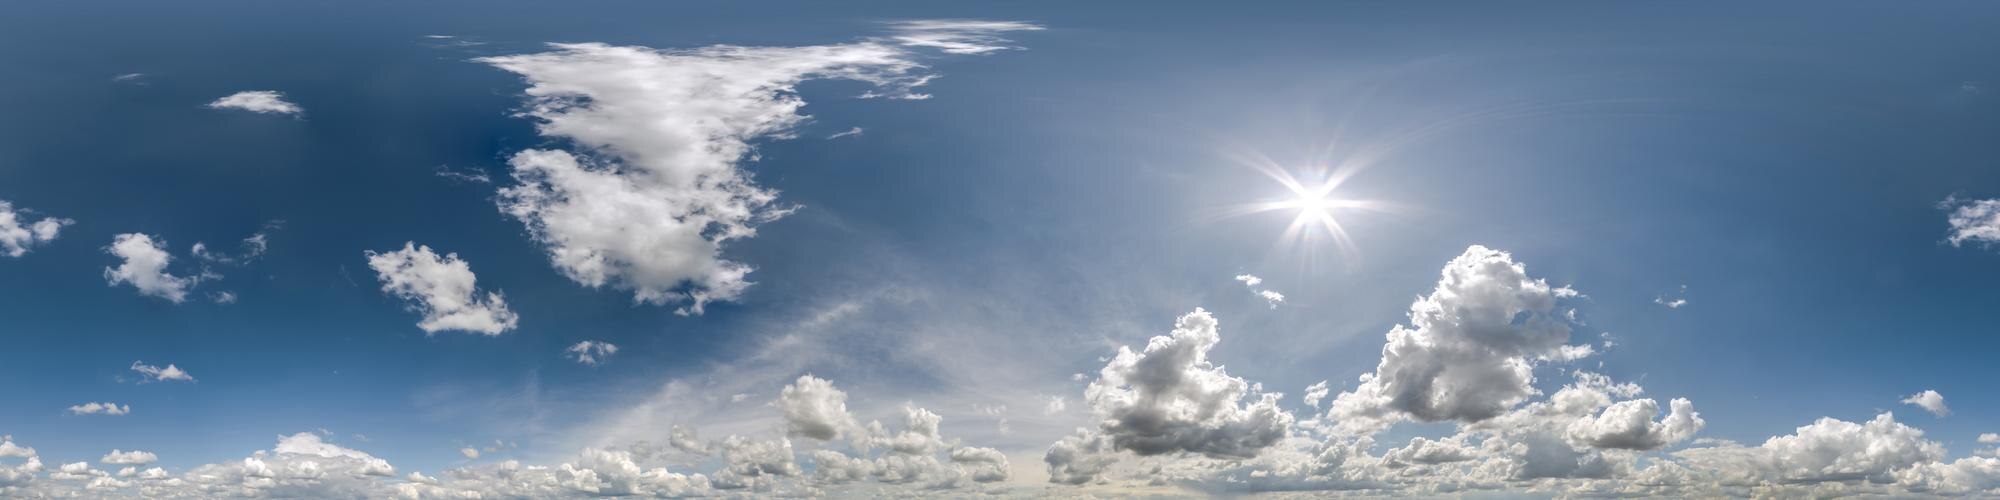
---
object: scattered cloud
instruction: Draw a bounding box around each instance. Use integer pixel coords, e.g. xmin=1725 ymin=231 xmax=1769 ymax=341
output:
xmin=103 ymin=233 xmax=198 ymax=303
xmin=206 ymin=90 xmax=302 ymax=115
xmin=565 ymin=340 xmax=619 ymax=366
xmin=1903 ymin=390 xmax=1951 ymax=417
xmin=826 ymin=127 xmax=864 ymax=140
xmin=110 ymin=73 xmax=146 ymax=84
xmin=477 ymin=21 xmax=1036 ymax=314
xmin=1233 ymin=273 xmax=1286 ymax=308
xmin=207 ymin=90 xmax=300 ymax=115
xmin=67 ymin=402 xmax=130 ymax=416
xmin=458 ymin=448 xmax=479 ymax=459
xmin=0 ymin=200 xmax=72 ymax=258
xmin=1941 ymin=196 xmax=2000 ymax=248
xmin=434 ymin=165 xmax=492 ymax=184
xmin=129 ymin=361 xmax=195 ymax=383
xmin=1655 ymin=284 xmax=1689 ymax=309
xmin=364 ymin=242 xmax=519 ymax=335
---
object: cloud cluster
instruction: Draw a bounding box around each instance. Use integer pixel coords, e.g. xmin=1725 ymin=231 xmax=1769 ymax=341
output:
xmin=565 ymin=340 xmax=619 ymax=366
xmin=364 ymin=242 xmax=518 ymax=335
xmin=478 ymin=21 xmax=1038 ymax=314
xmin=1942 ymin=196 xmax=2000 ymax=248
xmin=0 ymin=199 xmax=70 ymax=258
xmin=206 ymin=91 xmax=302 ymax=115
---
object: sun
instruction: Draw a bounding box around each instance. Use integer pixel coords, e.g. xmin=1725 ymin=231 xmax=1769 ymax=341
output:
xmin=1211 ymin=163 xmax=1386 ymax=260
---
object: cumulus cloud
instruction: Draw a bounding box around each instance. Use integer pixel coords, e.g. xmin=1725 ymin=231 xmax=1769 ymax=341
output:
xmin=129 ymin=361 xmax=194 ymax=383
xmin=1048 ymin=307 xmax=1291 ymax=485
xmin=67 ymin=402 xmax=130 ymax=416
xmin=1566 ymin=397 xmax=1703 ymax=450
xmin=566 ymin=340 xmax=619 ymax=366
xmin=103 ymin=233 xmax=198 ymax=303
xmin=778 ymin=375 xmax=860 ymax=441
xmin=477 ymin=21 xmax=1037 ymax=314
xmin=1326 ymin=245 xmax=1581 ymax=433
xmin=205 ymin=90 xmax=302 ymax=115
xmin=1302 ymin=380 xmax=1330 ymax=409
xmin=0 ymin=200 xmax=71 ymax=257
xmin=1941 ymin=196 xmax=2000 ymax=248
xmin=98 ymin=450 xmax=155 ymax=466
xmin=1903 ymin=390 xmax=1951 ymax=417
xmin=365 ymin=242 xmax=518 ymax=335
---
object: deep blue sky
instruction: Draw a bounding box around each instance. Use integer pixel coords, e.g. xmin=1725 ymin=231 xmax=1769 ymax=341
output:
xmin=2 ymin=0 xmax=1998 ymax=496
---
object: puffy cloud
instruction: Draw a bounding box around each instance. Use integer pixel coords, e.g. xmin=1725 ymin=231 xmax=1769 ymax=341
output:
xmin=1081 ymin=308 xmax=1293 ymax=459
xmin=1903 ymin=389 xmax=1951 ymax=417
xmin=1328 ymin=245 xmax=1580 ymax=432
xmin=1302 ymin=380 xmax=1330 ymax=409
xmin=778 ymin=375 xmax=859 ymax=441
xmin=99 ymin=450 xmax=156 ymax=465
xmin=477 ymin=22 xmax=1035 ymax=314
xmin=1233 ymin=273 xmax=1285 ymax=308
xmin=129 ymin=361 xmax=194 ymax=383
xmin=365 ymin=242 xmax=519 ymax=335
xmin=103 ymin=233 xmax=197 ymax=303
xmin=458 ymin=448 xmax=479 ymax=459
xmin=1565 ymin=397 xmax=1703 ymax=450
xmin=0 ymin=199 xmax=71 ymax=258
xmin=0 ymin=437 xmax=35 ymax=458
xmin=206 ymin=90 xmax=301 ymax=115
xmin=1673 ymin=413 xmax=1944 ymax=486
xmin=565 ymin=340 xmax=619 ymax=366
xmin=1941 ymin=196 xmax=2000 ymax=248
xmin=67 ymin=402 xmax=130 ymax=416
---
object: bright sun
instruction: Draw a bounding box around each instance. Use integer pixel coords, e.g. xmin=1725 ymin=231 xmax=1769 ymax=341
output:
xmin=1217 ymin=165 xmax=1385 ymax=259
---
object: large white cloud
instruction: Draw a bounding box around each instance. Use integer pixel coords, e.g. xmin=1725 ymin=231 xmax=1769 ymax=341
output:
xmin=364 ymin=242 xmax=519 ymax=335
xmin=1079 ymin=308 xmax=1292 ymax=458
xmin=0 ymin=199 xmax=70 ymax=258
xmin=777 ymin=375 xmax=860 ymax=442
xmin=476 ymin=21 xmax=1038 ymax=314
xmin=1327 ymin=245 xmax=1583 ymax=433
xmin=103 ymin=233 xmax=198 ymax=303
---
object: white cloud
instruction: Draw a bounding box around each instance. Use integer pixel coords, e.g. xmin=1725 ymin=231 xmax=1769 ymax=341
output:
xmin=1565 ymin=397 xmax=1703 ymax=450
xmin=826 ymin=126 xmax=864 ymax=140
xmin=1903 ymin=390 xmax=1951 ymax=417
xmin=1983 ymin=433 xmax=2000 ymax=444
xmin=566 ymin=340 xmax=619 ymax=366
xmin=1233 ymin=274 xmax=1262 ymax=287
xmin=103 ymin=234 xmax=197 ymax=303
xmin=477 ymin=22 xmax=1036 ymax=314
xmin=1068 ymin=308 xmax=1292 ymax=463
xmin=884 ymin=19 xmax=1044 ymax=55
xmin=777 ymin=375 xmax=859 ymax=441
xmin=0 ymin=200 xmax=71 ymax=258
xmin=459 ymin=447 xmax=479 ymax=459
xmin=364 ymin=242 xmax=518 ymax=335
xmin=98 ymin=450 xmax=155 ymax=466
xmin=206 ymin=90 xmax=301 ymax=115
xmin=1042 ymin=396 xmax=1066 ymax=416
xmin=1327 ymin=245 xmax=1578 ymax=432
xmin=1654 ymin=284 xmax=1689 ymax=309
xmin=1942 ymin=196 xmax=2000 ymax=248
xmin=67 ymin=402 xmax=130 ymax=416
xmin=129 ymin=361 xmax=194 ymax=383
xmin=1302 ymin=380 xmax=1330 ymax=409
xmin=1233 ymin=273 xmax=1286 ymax=308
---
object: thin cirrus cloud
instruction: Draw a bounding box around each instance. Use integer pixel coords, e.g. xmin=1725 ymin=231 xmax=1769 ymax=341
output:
xmin=0 ymin=199 xmax=72 ymax=258
xmin=364 ymin=242 xmax=518 ymax=336
xmin=205 ymin=90 xmax=302 ymax=115
xmin=474 ymin=20 xmax=1040 ymax=315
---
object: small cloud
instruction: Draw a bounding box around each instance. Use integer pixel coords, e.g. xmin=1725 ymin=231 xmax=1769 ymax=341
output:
xmin=111 ymin=73 xmax=147 ymax=84
xmin=1941 ymin=196 xmax=2000 ymax=249
xmin=211 ymin=291 xmax=238 ymax=304
xmin=826 ymin=127 xmax=864 ymax=140
xmin=565 ymin=340 xmax=619 ymax=366
xmin=68 ymin=402 xmax=130 ymax=416
xmin=885 ymin=19 xmax=1044 ymax=55
xmin=1043 ymin=396 xmax=1066 ymax=416
xmin=459 ymin=447 xmax=479 ymax=459
xmin=434 ymin=165 xmax=492 ymax=184
xmin=100 ymin=450 xmax=156 ymax=465
xmin=1654 ymin=284 xmax=1689 ymax=309
xmin=130 ymin=361 xmax=195 ymax=383
xmin=1901 ymin=390 xmax=1950 ymax=417
xmin=206 ymin=90 xmax=302 ymax=116
xmin=1234 ymin=274 xmax=1285 ymax=308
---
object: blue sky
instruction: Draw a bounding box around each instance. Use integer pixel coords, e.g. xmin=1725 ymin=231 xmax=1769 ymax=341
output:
xmin=3 ymin=0 xmax=2000 ymax=497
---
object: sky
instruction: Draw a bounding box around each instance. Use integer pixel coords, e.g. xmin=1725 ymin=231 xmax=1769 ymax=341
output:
xmin=2 ymin=0 xmax=2000 ymax=497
